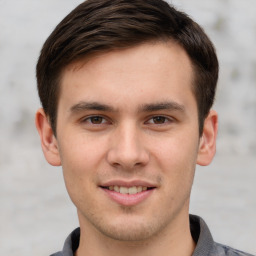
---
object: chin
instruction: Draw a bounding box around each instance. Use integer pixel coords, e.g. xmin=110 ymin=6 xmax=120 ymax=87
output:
xmin=95 ymin=216 xmax=165 ymax=242
xmin=101 ymin=226 xmax=154 ymax=241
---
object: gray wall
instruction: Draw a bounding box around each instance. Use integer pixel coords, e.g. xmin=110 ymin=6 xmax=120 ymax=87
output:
xmin=0 ymin=0 xmax=255 ymax=255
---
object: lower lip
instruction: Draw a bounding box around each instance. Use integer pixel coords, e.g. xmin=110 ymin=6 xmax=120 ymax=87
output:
xmin=101 ymin=188 xmax=154 ymax=206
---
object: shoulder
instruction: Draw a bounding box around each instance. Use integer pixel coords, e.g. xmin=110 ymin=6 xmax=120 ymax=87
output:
xmin=189 ymin=215 xmax=255 ymax=256
xmin=211 ymin=242 xmax=255 ymax=256
xmin=50 ymin=227 xmax=80 ymax=256
xmin=50 ymin=253 xmax=62 ymax=256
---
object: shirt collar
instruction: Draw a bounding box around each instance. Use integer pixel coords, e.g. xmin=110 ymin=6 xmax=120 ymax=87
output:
xmin=190 ymin=214 xmax=214 ymax=256
xmin=59 ymin=215 xmax=214 ymax=256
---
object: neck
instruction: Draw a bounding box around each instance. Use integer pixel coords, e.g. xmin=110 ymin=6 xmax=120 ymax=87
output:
xmin=75 ymin=213 xmax=195 ymax=256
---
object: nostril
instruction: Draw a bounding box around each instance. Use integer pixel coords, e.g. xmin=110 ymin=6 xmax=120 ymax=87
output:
xmin=106 ymin=143 xmax=150 ymax=169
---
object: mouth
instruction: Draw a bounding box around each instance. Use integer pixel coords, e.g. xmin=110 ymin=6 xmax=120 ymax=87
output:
xmin=99 ymin=183 xmax=156 ymax=206
xmin=100 ymin=185 xmax=155 ymax=195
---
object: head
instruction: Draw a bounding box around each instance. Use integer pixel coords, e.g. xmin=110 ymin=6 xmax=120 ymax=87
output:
xmin=35 ymin=0 xmax=219 ymax=249
xmin=36 ymin=0 xmax=218 ymax=137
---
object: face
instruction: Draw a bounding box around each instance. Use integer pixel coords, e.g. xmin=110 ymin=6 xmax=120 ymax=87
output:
xmin=36 ymin=41 xmax=217 ymax=242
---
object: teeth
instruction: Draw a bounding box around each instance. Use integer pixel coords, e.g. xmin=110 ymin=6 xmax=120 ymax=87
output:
xmin=128 ymin=186 xmax=137 ymax=194
xmin=108 ymin=185 xmax=148 ymax=194
xmin=120 ymin=187 xmax=128 ymax=194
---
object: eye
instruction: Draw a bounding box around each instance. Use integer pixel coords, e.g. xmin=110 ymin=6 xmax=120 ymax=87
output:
xmin=146 ymin=116 xmax=170 ymax=124
xmin=152 ymin=116 xmax=167 ymax=124
xmin=83 ymin=116 xmax=108 ymax=125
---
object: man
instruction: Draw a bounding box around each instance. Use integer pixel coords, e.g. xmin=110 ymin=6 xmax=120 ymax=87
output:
xmin=35 ymin=0 xmax=253 ymax=255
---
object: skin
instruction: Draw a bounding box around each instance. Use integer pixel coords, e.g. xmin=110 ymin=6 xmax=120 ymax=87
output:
xmin=36 ymin=41 xmax=218 ymax=256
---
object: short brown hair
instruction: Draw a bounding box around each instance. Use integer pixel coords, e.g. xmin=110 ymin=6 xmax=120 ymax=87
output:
xmin=36 ymin=0 xmax=218 ymax=135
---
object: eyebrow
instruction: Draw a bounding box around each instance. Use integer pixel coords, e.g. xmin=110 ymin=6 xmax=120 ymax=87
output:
xmin=139 ymin=101 xmax=185 ymax=113
xmin=69 ymin=100 xmax=185 ymax=114
xmin=70 ymin=101 xmax=116 ymax=113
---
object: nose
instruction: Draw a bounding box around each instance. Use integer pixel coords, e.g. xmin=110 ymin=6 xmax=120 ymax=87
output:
xmin=106 ymin=123 xmax=149 ymax=169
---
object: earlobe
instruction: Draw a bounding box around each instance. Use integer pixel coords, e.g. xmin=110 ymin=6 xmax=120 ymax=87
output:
xmin=197 ymin=110 xmax=218 ymax=166
xmin=35 ymin=108 xmax=61 ymax=166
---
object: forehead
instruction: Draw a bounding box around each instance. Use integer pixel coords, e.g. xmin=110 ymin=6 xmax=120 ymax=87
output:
xmin=66 ymin=41 xmax=193 ymax=74
xmin=59 ymin=41 xmax=195 ymax=111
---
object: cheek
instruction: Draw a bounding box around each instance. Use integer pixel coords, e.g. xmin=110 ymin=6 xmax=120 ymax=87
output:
xmin=57 ymin=134 xmax=106 ymax=194
xmin=59 ymin=144 xmax=99 ymax=211
xmin=150 ymin=132 xmax=199 ymax=189
xmin=152 ymin=133 xmax=199 ymax=166
xmin=59 ymin=131 xmax=106 ymax=168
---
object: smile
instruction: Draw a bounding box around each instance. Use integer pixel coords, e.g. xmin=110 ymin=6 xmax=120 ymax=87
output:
xmin=100 ymin=183 xmax=156 ymax=206
xmin=101 ymin=186 xmax=153 ymax=194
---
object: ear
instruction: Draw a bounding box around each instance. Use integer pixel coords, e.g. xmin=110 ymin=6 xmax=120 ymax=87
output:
xmin=197 ymin=110 xmax=218 ymax=166
xmin=35 ymin=108 xmax=61 ymax=166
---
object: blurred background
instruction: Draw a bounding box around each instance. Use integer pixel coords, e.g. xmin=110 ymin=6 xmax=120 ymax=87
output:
xmin=0 ymin=0 xmax=255 ymax=255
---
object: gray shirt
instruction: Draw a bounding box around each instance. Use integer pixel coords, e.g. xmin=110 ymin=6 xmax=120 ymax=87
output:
xmin=50 ymin=215 xmax=254 ymax=256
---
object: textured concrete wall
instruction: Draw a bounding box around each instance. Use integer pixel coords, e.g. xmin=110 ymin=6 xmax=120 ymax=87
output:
xmin=0 ymin=1 xmax=255 ymax=255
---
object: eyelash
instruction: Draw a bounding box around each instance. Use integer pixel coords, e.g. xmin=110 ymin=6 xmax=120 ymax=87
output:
xmin=81 ymin=115 xmax=173 ymax=126
xmin=146 ymin=116 xmax=173 ymax=125
xmin=82 ymin=115 xmax=109 ymax=125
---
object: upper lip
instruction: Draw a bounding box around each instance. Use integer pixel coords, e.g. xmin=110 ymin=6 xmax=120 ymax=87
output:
xmin=99 ymin=180 xmax=157 ymax=188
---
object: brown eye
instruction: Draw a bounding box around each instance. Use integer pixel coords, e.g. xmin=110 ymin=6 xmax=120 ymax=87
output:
xmin=81 ymin=115 xmax=111 ymax=130
xmin=89 ymin=116 xmax=104 ymax=124
xmin=152 ymin=116 xmax=167 ymax=124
